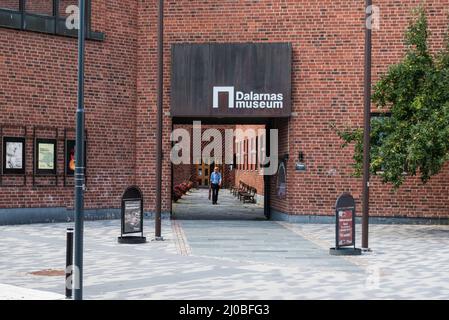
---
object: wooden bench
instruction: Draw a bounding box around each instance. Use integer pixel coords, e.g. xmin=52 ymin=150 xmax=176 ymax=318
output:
xmin=231 ymin=181 xmax=242 ymax=197
xmin=242 ymin=187 xmax=257 ymax=203
xmin=238 ymin=182 xmax=250 ymax=201
xmin=230 ymin=181 xmax=240 ymax=195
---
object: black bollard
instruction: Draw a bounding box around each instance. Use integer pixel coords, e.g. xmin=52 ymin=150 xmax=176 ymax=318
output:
xmin=65 ymin=228 xmax=74 ymax=299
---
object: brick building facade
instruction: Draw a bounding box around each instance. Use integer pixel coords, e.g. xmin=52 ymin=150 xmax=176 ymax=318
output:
xmin=0 ymin=0 xmax=448 ymax=224
xmin=234 ymin=124 xmax=265 ymax=201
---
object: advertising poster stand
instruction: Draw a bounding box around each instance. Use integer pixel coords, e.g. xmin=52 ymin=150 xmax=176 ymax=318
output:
xmin=118 ymin=186 xmax=147 ymax=244
xmin=329 ymin=193 xmax=362 ymax=256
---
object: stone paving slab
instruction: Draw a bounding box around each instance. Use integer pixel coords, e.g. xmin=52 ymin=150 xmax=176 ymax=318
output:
xmin=0 ymin=218 xmax=449 ymax=299
xmin=177 ymin=220 xmax=361 ymax=271
xmin=281 ymin=222 xmax=449 ymax=299
xmin=0 ymin=283 xmax=65 ymax=300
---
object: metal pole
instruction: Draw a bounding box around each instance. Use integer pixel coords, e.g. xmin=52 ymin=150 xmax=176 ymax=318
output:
xmin=74 ymin=0 xmax=86 ymax=300
xmin=362 ymin=0 xmax=372 ymax=251
xmin=154 ymin=0 xmax=163 ymax=240
xmin=65 ymin=228 xmax=74 ymax=299
xmin=263 ymin=120 xmax=271 ymax=220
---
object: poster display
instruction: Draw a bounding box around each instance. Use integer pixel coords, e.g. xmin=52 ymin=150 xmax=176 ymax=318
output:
xmin=66 ymin=140 xmax=76 ymax=175
xmin=334 ymin=193 xmax=356 ymax=249
xmin=2 ymin=137 xmax=26 ymax=175
xmin=123 ymin=200 xmax=142 ymax=234
xmin=36 ymin=139 xmax=56 ymax=175
xmin=65 ymin=139 xmax=87 ymax=176
xmin=118 ymin=186 xmax=146 ymax=243
xmin=338 ymin=209 xmax=354 ymax=246
xmin=277 ymin=162 xmax=286 ymax=199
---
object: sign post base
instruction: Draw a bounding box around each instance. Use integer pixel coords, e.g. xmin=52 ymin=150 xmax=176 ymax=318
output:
xmin=329 ymin=247 xmax=362 ymax=256
xmin=117 ymin=236 xmax=147 ymax=244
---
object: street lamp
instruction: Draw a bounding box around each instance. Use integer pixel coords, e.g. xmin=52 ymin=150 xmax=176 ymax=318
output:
xmin=74 ymin=0 xmax=86 ymax=300
xmin=362 ymin=0 xmax=372 ymax=251
xmin=155 ymin=0 xmax=164 ymax=240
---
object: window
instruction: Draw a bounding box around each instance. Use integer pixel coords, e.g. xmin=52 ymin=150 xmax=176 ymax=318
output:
xmin=0 ymin=0 xmax=104 ymax=40
xmin=255 ymin=136 xmax=259 ymax=169
xmin=59 ymin=0 xmax=78 ymax=18
xmin=250 ymin=137 xmax=256 ymax=171
xmin=244 ymin=140 xmax=248 ymax=170
xmin=277 ymin=162 xmax=286 ymax=199
xmin=239 ymin=141 xmax=243 ymax=170
xmin=247 ymin=139 xmax=251 ymax=170
xmin=235 ymin=141 xmax=240 ymax=170
xmin=247 ymin=139 xmax=250 ymax=170
xmin=242 ymin=140 xmax=245 ymax=170
xmin=26 ymin=0 xmax=53 ymax=16
xmin=0 ymin=1 xmax=19 ymax=11
xmin=258 ymin=132 xmax=266 ymax=169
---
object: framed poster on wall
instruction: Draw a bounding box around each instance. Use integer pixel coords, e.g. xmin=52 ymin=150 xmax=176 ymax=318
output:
xmin=35 ymin=138 xmax=57 ymax=175
xmin=65 ymin=140 xmax=87 ymax=176
xmin=277 ymin=161 xmax=286 ymax=199
xmin=2 ymin=137 xmax=26 ymax=175
xmin=65 ymin=140 xmax=76 ymax=175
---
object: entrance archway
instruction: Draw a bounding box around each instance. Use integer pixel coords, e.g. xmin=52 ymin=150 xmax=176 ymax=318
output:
xmin=168 ymin=43 xmax=291 ymax=221
xmin=170 ymin=118 xmax=273 ymax=221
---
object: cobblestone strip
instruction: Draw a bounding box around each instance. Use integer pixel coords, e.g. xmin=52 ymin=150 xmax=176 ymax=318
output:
xmin=171 ymin=218 xmax=192 ymax=256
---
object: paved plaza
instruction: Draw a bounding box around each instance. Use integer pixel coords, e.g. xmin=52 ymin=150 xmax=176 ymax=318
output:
xmin=1 ymin=189 xmax=449 ymax=299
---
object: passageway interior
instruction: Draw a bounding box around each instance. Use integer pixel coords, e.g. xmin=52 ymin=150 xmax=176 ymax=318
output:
xmin=172 ymin=188 xmax=265 ymax=220
xmin=171 ymin=121 xmax=268 ymax=220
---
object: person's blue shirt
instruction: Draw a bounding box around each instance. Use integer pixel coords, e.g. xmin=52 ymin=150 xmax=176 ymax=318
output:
xmin=210 ymin=172 xmax=222 ymax=185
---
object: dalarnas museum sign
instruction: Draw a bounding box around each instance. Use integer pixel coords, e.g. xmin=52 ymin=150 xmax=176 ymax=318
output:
xmin=171 ymin=43 xmax=292 ymax=118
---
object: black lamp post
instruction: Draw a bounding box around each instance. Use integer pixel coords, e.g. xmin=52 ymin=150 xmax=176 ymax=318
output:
xmin=74 ymin=0 xmax=86 ymax=300
xmin=362 ymin=0 xmax=372 ymax=251
xmin=155 ymin=0 xmax=163 ymax=240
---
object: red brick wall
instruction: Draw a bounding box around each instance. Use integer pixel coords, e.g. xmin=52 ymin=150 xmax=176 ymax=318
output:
xmin=234 ymin=124 xmax=265 ymax=197
xmin=0 ymin=0 xmax=84 ymax=15
xmin=59 ymin=1 xmax=78 ymax=17
xmin=172 ymin=125 xmax=192 ymax=188
xmin=162 ymin=0 xmax=448 ymax=218
xmin=235 ymin=171 xmax=264 ymax=193
xmin=0 ymin=1 xmax=19 ymax=10
xmin=0 ymin=0 xmax=138 ymax=210
xmin=173 ymin=164 xmax=194 ymax=187
xmin=283 ymin=0 xmax=449 ymax=218
xmin=1 ymin=0 xmax=448 ymax=218
xmin=25 ymin=0 xmax=53 ymax=15
xmin=270 ymin=118 xmax=289 ymax=214
xmin=369 ymin=1 xmax=449 ymax=218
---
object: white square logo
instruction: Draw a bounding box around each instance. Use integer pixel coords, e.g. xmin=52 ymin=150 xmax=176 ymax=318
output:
xmin=213 ymin=86 xmax=234 ymax=109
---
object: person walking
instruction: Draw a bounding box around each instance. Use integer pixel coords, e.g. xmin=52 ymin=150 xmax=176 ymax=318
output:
xmin=210 ymin=167 xmax=222 ymax=205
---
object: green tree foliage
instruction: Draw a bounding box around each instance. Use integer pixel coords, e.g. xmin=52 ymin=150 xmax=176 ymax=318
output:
xmin=336 ymin=7 xmax=449 ymax=188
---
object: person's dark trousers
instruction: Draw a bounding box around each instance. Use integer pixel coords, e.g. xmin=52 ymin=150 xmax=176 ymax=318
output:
xmin=211 ymin=183 xmax=220 ymax=204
